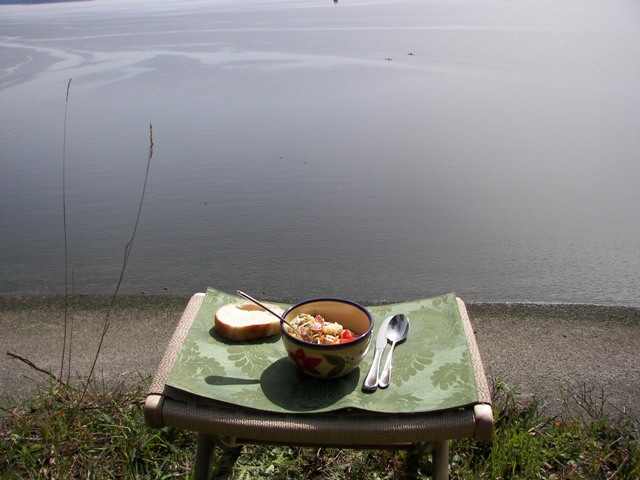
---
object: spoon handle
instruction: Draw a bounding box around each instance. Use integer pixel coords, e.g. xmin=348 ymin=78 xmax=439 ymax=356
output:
xmin=236 ymin=290 xmax=282 ymax=319
xmin=377 ymin=343 xmax=397 ymax=389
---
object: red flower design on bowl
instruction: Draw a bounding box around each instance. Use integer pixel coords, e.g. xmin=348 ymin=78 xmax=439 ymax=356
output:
xmin=289 ymin=348 xmax=322 ymax=375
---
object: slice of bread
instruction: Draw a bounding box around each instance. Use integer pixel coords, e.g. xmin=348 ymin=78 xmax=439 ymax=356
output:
xmin=214 ymin=302 xmax=284 ymax=340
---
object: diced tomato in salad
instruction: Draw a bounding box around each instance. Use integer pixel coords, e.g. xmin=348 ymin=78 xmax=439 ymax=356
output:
xmin=340 ymin=329 xmax=355 ymax=343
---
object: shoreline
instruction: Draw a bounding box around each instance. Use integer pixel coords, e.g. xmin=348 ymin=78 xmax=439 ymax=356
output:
xmin=2 ymin=293 xmax=639 ymax=308
xmin=2 ymin=295 xmax=639 ymax=420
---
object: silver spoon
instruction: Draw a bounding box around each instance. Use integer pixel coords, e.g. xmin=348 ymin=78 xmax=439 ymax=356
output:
xmin=236 ymin=290 xmax=303 ymax=338
xmin=377 ymin=314 xmax=409 ymax=389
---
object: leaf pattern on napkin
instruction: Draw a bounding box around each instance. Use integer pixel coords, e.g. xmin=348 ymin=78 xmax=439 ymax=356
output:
xmin=394 ymin=348 xmax=435 ymax=386
xmin=171 ymin=340 xmax=225 ymax=380
xmin=431 ymin=350 xmax=474 ymax=391
xmin=381 ymin=391 xmax=424 ymax=410
xmin=228 ymin=345 xmax=276 ymax=377
xmin=231 ymin=388 xmax=268 ymax=407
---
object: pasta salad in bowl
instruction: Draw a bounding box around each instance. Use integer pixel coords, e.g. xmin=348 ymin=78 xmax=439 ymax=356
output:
xmin=280 ymin=298 xmax=373 ymax=378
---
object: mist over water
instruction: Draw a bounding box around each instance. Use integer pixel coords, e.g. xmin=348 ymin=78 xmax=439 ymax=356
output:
xmin=1 ymin=0 xmax=639 ymax=305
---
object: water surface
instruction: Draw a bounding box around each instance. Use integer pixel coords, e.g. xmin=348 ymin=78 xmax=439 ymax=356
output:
xmin=1 ymin=0 xmax=639 ymax=305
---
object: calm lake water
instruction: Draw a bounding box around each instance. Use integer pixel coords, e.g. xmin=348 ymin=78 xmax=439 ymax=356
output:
xmin=1 ymin=0 xmax=639 ymax=306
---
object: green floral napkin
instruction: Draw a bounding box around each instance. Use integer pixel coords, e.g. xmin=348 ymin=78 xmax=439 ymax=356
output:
xmin=165 ymin=288 xmax=479 ymax=413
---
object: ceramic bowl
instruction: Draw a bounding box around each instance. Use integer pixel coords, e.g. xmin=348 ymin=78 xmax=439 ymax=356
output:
xmin=280 ymin=298 xmax=374 ymax=378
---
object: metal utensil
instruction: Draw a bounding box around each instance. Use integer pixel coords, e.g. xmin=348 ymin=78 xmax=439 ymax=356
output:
xmin=362 ymin=315 xmax=394 ymax=392
xmin=236 ymin=290 xmax=302 ymax=338
xmin=377 ymin=314 xmax=409 ymax=389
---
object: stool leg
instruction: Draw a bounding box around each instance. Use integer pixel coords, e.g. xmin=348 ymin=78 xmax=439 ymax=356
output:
xmin=431 ymin=440 xmax=449 ymax=480
xmin=194 ymin=433 xmax=213 ymax=480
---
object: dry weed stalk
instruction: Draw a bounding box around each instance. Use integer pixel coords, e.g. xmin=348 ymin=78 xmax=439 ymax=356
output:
xmin=60 ymin=78 xmax=72 ymax=382
xmin=80 ymin=123 xmax=154 ymax=403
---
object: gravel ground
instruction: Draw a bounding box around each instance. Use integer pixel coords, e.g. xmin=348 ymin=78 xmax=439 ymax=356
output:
xmin=1 ymin=295 xmax=639 ymax=421
xmin=468 ymin=302 xmax=640 ymax=419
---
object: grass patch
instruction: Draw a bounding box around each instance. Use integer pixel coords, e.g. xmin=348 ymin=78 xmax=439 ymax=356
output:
xmin=1 ymin=380 xmax=638 ymax=479
xmin=450 ymin=381 xmax=639 ymax=479
xmin=0 ymin=380 xmax=194 ymax=479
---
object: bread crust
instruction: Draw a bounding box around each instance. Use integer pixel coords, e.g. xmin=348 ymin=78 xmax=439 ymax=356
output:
xmin=214 ymin=302 xmax=283 ymax=340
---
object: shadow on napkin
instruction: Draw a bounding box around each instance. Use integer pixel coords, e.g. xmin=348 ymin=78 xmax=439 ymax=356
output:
xmin=260 ymin=358 xmax=360 ymax=411
xmin=205 ymin=376 xmax=261 ymax=386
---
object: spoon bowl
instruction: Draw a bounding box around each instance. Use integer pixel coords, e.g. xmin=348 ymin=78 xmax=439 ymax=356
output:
xmin=378 ymin=314 xmax=409 ymax=389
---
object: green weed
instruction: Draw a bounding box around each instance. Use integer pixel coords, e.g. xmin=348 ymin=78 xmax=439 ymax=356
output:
xmin=1 ymin=379 xmax=637 ymax=479
xmin=1 ymin=380 xmax=194 ymax=479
